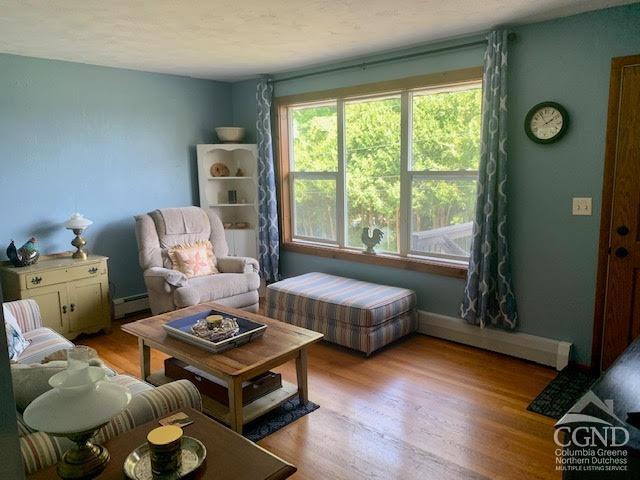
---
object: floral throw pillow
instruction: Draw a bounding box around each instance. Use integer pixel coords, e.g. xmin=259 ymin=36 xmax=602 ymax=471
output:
xmin=3 ymin=306 xmax=30 ymax=361
xmin=168 ymin=240 xmax=219 ymax=278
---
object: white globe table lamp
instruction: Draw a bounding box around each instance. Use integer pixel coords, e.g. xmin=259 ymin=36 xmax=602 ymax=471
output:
xmin=24 ymin=363 xmax=130 ymax=479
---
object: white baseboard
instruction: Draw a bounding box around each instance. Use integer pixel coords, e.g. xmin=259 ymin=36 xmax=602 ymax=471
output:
xmin=417 ymin=310 xmax=571 ymax=371
xmin=113 ymin=294 xmax=149 ymax=319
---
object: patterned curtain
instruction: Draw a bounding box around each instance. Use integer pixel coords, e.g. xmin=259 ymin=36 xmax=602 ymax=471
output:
xmin=460 ymin=31 xmax=517 ymax=330
xmin=256 ymin=79 xmax=280 ymax=282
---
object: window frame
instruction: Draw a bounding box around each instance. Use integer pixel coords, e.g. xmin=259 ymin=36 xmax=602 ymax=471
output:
xmin=288 ymin=100 xmax=340 ymax=245
xmin=275 ymin=66 xmax=483 ymax=279
xmin=407 ymin=82 xmax=481 ymax=262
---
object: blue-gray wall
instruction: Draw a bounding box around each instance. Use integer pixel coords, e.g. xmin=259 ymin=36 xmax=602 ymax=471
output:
xmin=0 ymin=54 xmax=232 ymax=298
xmin=232 ymin=4 xmax=640 ymax=364
xmin=232 ymin=79 xmax=260 ymax=144
xmin=505 ymin=5 xmax=640 ymax=365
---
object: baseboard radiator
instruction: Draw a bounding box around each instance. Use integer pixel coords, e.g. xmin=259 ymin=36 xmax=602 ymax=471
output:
xmin=113 ymin=293 xmax=149 ymax=319
xmin=110 ymin=298 xmax=570 ymax=369
xmin=417 ymin=311 xmax=571 ymax=371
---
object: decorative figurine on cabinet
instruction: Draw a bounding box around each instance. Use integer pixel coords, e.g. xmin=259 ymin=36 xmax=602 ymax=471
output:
xmin=6 ymin=237 xmax=40 ymax=267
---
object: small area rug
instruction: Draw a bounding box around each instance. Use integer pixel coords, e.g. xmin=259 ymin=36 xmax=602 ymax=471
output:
xmin=243 ymin=398 xmax=319 ymax=442
xmin=527 ymin=365 xmax=597 ymax=419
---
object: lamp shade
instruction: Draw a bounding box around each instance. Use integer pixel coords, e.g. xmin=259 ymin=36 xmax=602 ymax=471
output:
xmin=65 ymin=213 xmax=93 ymax=230
xmin=24 ymin=367 xmax=130 ymax=434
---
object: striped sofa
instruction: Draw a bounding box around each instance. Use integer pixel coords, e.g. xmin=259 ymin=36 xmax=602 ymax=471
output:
xmin=266 ymin=272 xmax=417 ymax=355
xmin=4 ymin=299 xmax=202 ymax=475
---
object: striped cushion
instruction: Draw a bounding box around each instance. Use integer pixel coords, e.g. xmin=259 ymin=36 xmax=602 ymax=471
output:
xmin=94 ymin=375 xmax=154 ymax=443
xmin=269 ymin=305 xmax=416 ymax=355
xmin=3 ymin=299 xmax=42 ymax=333
xmin=108 ymin=374 xmax=155 ymax=396
xmin=16 ymin=328 xmax=74 ymax=364
xmin=97 ymin=379 xmax=202 ymax=443
xmin=16 ymin=412 xmax=34 ymax=437
xmin=125 ymin=378 xmax=203 ymax=422
xmin=20 ymin=432 xmax=72 ymax=474
xmin=267 ymin=272 xmax=416 ymax=328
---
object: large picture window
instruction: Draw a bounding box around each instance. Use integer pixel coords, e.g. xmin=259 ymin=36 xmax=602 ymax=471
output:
xmin=277 ymin=68 xmax=482 ymax=275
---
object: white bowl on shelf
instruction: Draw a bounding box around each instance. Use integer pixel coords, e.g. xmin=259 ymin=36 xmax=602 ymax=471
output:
xmin=215 ymin=127 xmax=245 ymax=143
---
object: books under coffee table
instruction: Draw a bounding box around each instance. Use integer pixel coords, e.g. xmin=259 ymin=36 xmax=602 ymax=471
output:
xmin=164 ymin=357 xmax=283 ymax=406
xmin=121 ymin=302 xmax=323 ymax=434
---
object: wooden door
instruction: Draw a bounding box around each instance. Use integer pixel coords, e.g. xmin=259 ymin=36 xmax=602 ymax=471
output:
xmin=594 ymin=55 xmax=640 ymax=370
xmin=68 ymin=278 xmax=108 ymax=333
xmin=27 ymin=285 xmax=68 ymax=332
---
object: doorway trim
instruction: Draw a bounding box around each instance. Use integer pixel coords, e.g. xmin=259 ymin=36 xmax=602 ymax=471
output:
xmin=591 ymin=54 xmax=640 ymax=372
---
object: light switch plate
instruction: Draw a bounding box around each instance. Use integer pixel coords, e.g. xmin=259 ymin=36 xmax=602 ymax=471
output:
xmin=572 ymin=197 xmax=592 ymax=216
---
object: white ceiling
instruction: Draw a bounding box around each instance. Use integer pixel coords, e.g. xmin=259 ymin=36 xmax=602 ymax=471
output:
xmin=0 ymin=0 xmax=635 ymax=81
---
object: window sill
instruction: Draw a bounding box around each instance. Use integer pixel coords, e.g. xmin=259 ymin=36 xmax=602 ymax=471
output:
xmin=281 ymin=242 xmax=468 ymax=279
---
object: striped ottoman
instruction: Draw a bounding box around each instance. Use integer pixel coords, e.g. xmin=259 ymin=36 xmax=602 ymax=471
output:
xmin=266 ymin=272 xmax=416 ymax=355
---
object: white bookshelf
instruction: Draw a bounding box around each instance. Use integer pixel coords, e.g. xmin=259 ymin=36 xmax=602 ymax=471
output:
xmin=197 ymin=144 xmax=258 ymax=259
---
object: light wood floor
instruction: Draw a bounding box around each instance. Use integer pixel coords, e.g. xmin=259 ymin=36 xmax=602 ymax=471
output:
xmin=80 ymin=317 xmax=560 ymax=480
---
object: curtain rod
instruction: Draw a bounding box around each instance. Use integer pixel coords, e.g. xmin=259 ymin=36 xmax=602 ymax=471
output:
xmin=268 ymin=32 xmax=515 ymax=84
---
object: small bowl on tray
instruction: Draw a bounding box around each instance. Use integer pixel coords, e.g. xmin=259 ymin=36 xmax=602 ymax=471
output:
xmin=163 ymin=309 xmax=266 ymax=354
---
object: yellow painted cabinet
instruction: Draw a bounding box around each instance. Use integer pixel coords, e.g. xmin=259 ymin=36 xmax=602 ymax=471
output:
xmin=68 ymin=277 xmax=109 ymax=334
xmin=0 ymin=254 xmax=111 ymax=339
xmin=27 ymin=285 xmax=69 ymax=331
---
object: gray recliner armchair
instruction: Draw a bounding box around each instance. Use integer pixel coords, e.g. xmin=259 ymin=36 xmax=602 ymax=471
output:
xmin=134 ymin=206 xmax=260 ymax=315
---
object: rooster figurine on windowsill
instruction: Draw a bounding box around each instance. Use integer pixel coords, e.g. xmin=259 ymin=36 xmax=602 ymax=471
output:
xmin=362 ymin=227 xmax=384 ymax=255
xmin=6 ymin=237 xmax=40 ymax=267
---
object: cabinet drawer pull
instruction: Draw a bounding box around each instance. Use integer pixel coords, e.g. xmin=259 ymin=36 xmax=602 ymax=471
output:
xmin=62 ymin=305 xmax=67 ymax=314
xmin=70 ymin=303 xmax=76 ymax=312
xmin=31 ymin=276 xmax=43 ymax=285
xmin=88 ymin=267 xmax=98 ymax=274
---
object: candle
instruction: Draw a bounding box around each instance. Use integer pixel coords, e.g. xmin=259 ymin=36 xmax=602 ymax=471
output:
xmin=206 ymin=314 xmax=224 ymax=329
xmin=147 ymin=425 xmax=183 ymax=474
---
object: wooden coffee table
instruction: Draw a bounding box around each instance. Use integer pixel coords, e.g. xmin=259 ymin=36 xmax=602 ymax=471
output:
xmin=28 ymin=407 xmax=296 ymax=479
xmin=122 ymin=302 xmax=323 ymax=434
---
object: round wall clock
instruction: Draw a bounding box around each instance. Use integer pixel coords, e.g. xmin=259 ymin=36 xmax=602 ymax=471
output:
xmin=524 ymin=101 xmax=569 ymax=144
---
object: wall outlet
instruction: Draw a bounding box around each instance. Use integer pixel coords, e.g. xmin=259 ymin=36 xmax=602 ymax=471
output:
xmin=572 ymin=197 xmax=592 ymax=216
